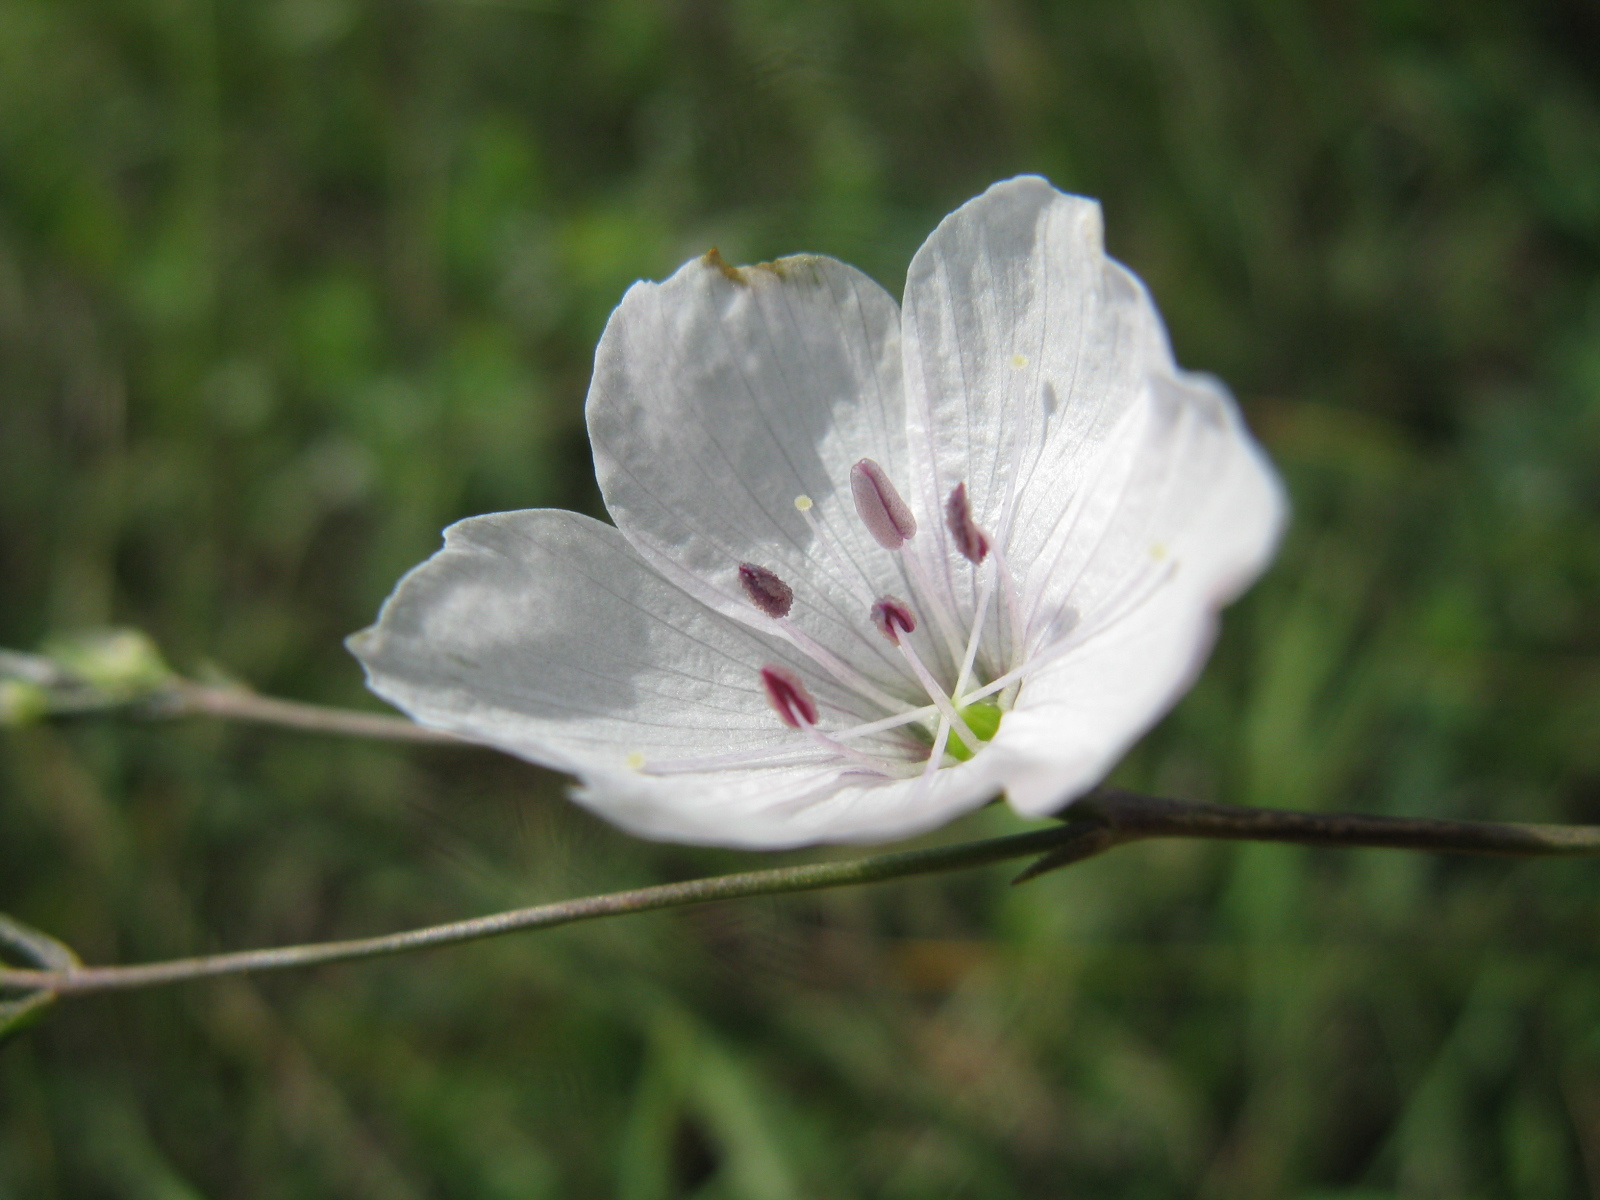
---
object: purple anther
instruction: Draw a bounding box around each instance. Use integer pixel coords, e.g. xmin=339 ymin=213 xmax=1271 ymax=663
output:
xmin=850 ymin=459 xmax=918 ymax=550
xmin=945 ymin=482 xmax=990 ymax=564
xmin=760 ymin=665 xmax=818 ymax=729
xmin=870 ymin=596 xmax=917 ymax=645
xmin=739 ymin=563 xmax=794 ymax=619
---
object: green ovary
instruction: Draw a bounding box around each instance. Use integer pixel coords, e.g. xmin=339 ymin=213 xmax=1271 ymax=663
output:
xmin=946 ymin=701 xmax=1002 ymax=762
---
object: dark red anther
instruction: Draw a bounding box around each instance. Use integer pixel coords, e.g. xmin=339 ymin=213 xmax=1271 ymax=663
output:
xmin=739 ymin=563 xmax=794 ymax=619
xmin=760 ymin=665 xmax=818 ymax=729
xmin=870 ymin=596 xmax=917 ymax=645
xmin=945 ymin=482 xmax=989 ymax=563
xmin=850 ymin=459 xmax=918 ymax=550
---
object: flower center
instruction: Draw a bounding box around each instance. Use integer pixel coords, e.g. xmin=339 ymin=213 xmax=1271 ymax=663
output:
xmin=637 ymin=454 xmax=1172 ymax=786
xmin=740 ymin=458 xmax=1016 ymax=780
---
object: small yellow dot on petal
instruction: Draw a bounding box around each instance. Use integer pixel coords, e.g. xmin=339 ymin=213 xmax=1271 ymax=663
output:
xmin=1010 ymin=354 xmax=1028 ymax=368
xmin=625 ymin=752 xmax=645 ymax=770
xmin=794 ymin=494 xmax=813 ymax=512
xmin=1150 ymin=542 xmax=1168 ymax=561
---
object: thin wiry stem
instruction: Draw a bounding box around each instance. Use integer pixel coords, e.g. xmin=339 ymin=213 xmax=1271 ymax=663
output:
xmin=161 ymin=681 xmax=466 ymax=745
xmin=5 ymin=787 xmax=1600 ymax=1002
xmin=1 ymin=822 xmax=1106 ymax=997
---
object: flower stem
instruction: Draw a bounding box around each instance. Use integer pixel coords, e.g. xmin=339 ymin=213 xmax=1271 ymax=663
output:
xmin=6 ymin=787 xmax=1600 ymax=1001
xmin=1 ymin=821 xmax=1106 ymax=997
xmin=163 ymin=681 xmax=467 ymax=744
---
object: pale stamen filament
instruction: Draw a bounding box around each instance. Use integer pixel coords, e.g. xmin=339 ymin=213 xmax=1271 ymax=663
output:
xmin=990 ymin=545 xmax=1024 ymax=670
xmin=953 ymin=562 xmax=996 ymax=701
xmin=903 ymin=715 xmax=955 ymax=813
xmin=944 ymin=481 xmax=1002 ymax=698
xmin=757 ymin=664 xmax=922 ymax=779
xmin=897 ymin=546 xmax=968 ymax=669
xmin=642 ymin=746 xmax=841 ymax=775
xmin=792 ymin=495 xmax=878 ymax=610
xmin=832 ymin=703 xmax=939 ymax=740
xmin=773 ymin=619 xmax=909 ymax=715
xmin=928 ymin=717 xmax=953 ymax=772
xmin=990 ymin=388 xmax=1036 ymax=668
xmin=850 ymin=457 xmax=967 ymax=671
xmin=871 ymin=596 xmax=983 ymax=755
xmin=645 ymin=701 xmax=941 ymax=777
xmin=804 ymin=728 xmax=922 ymax=778
xmin=737 ymin=561 xmax=913 ymax=715
xmin=957 ymin=641 xmax=1069 ymax=708
xmin=643 ymin=737 xmax=920 ymax=779
xmin=895 ymin=638 xmax=983 ymax=754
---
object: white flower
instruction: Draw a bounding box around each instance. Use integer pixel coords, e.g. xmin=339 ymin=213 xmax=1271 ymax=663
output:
xmin=348 ymin=177 xmax=1286 ymax=849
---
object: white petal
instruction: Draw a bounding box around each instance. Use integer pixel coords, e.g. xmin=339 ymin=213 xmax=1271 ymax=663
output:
xmin=993 ymin=373 xmax=1285 ymax=817
xmin=575 ymin=753 xmax=1006 ymax=849
xmin=900 ymin=177 xmax=1176 ymax=629
xmin=1020 ymin=371 xmax=1285 ymax=647
xmin=348 ymin=509 xmax=1000 ymax=847
xmin=901 ymin=176 xmax=1284 ymax=814
xmin=989 ymin=584 xmax=1216 ymax=818
xmin=587 ymin=252 xmax=918 ymax=692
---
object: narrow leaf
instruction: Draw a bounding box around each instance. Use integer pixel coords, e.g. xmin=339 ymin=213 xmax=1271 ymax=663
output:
xmin=0 ymin=912 xmax=80 ymax=972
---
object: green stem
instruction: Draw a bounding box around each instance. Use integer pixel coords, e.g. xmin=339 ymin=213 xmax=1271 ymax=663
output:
xmin=7 ymin=787 xmax=1600 ymax=1001
xmin=163 ymin=681 xmax=465 ymax=745
xmin=0 ymin=820 xmax=1108 ymax=997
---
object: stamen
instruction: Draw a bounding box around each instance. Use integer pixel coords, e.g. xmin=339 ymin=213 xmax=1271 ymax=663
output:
xmin=945 ymin=482 xmax=989 ymax=564
xmin=806 ymin=730 xmax=922 ymax=778
xmin=774 ymin=619 xmax=908 ymax=713
xmin=905 ymin=715 xmax=955 ymax=810
xmin=927 ymin=718 xmax=954 ymax=770
xmin=760 ymin=664 xmax=818 ymax=728
xmin=643 ymin=740 xmax=918 ymax=779
xmin=739 ymin=563 xmax=794 ymax=619
xmin=735 ymin=562 xmax=903 ymax=713
xmin=793 ymin=496 xmax=876 ymax=609
xmin=647 ymin=703 xmax=945 ymax=774
xmin=752 ymin=664 xmax=922 ymax=779
xmin=898 ymin=544 xmax=968 ymax=668
xmin=952 ymin=562 xmax=996 ymax=699
xmin=887 ymin=623 xmax=984 ymax=755
xmin=862 ymin=593 xmax=977 ymax=753
xmin=845 ymin=460 xmax=965 ymax=669
xmin=643 ymin=746 xmax=839 ymax=774
xmin=833 ymin=704 xmax=939 ymax=739
xmin=850 ymin=458 xmax=917 ymax=549
xmin=870 ymin=596 xmax=916 ymax=644
xmin=990 ymin=543 xmax=1025 ymax=682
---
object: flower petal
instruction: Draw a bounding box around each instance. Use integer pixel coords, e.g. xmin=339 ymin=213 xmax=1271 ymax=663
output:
xmin=900 ymin=176 xmax=1177 ymax=625
xmin=573 ymin=754 xmax=1006 ymax=849
xmin=901 ymin=176 xmax=1284 ymax=815
xmin=992 ymin=372 xmax=1286 ymax=817
xmin=1019 ymin=372 xmax=1284 ymax=638
xmin=348 ymin=509 xmax=999 ymax=846
xmin=587 ymin=252 xmax=916 ymax=690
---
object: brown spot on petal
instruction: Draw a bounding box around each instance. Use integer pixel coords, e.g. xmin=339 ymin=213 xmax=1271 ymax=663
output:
xmin=703 ymin=247 xmax=747 ymax=285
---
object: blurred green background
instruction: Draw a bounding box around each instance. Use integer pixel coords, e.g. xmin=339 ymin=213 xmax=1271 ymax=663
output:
xmin=3 ymin=0 xmax=1600 ymax=1195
